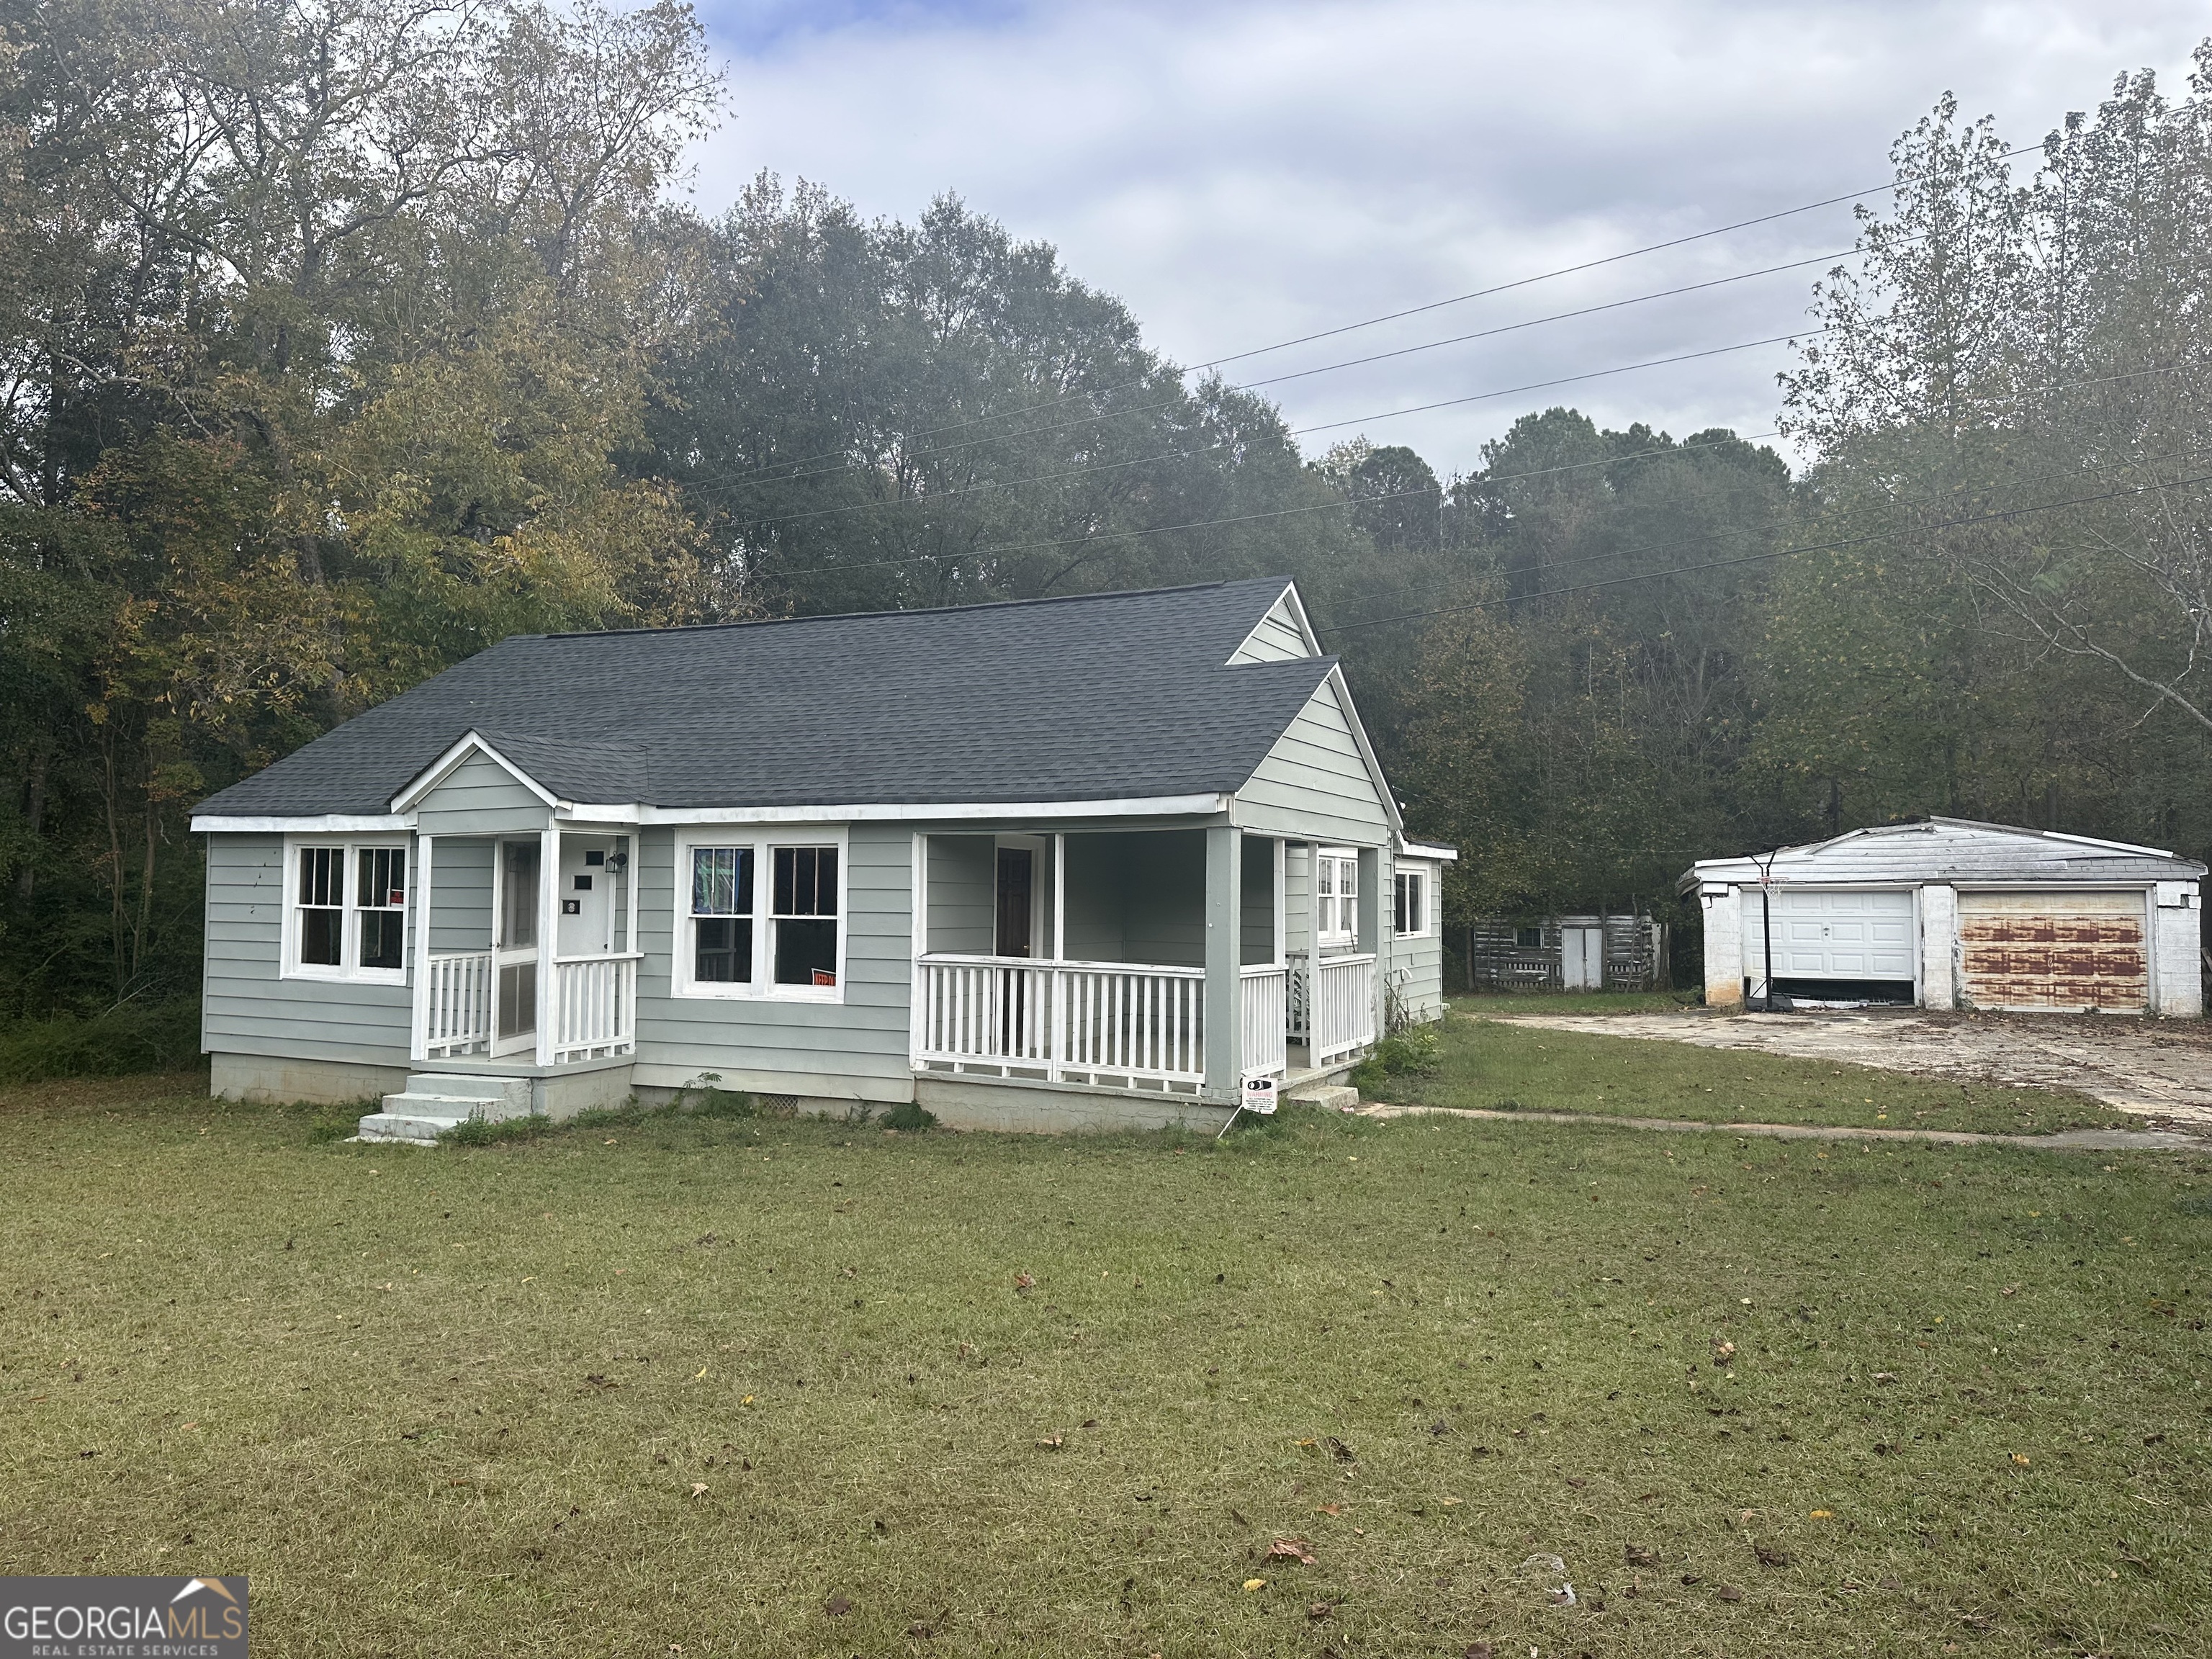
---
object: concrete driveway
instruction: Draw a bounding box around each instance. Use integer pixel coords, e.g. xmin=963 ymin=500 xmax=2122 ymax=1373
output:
xmin=1478 ymin=1007 xmax=2212 ymax=1130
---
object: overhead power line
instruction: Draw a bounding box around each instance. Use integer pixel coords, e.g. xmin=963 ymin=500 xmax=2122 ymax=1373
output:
xmin=681 ymin=248 xmax=1858 ymax=513
xmin=691 ymin=147 xmax=2044 ymax=491
xmin=1326 ymin=467 xmax=2212 ymax=631
xmin=745 ymin=328 xmax=1824 ymax=583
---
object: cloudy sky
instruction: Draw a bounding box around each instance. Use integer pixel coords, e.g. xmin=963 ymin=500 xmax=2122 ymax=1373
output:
xmin=682 ymin=1 xmax=2205 ymax=479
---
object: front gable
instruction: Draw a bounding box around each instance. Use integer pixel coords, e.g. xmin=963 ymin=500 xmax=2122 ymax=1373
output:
xmin=396 ymin=734 xmax=556 ymax=834
xmin=1230 ymin=668 xmax=1398 ymax=845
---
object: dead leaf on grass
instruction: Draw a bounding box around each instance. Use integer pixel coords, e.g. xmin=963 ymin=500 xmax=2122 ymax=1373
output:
xmin=1267 ymin=1538 xmax=1318 ymax=1566
xmin=1754 ymin=1543 xmax=1793 ymax=1568
xmin=1624 ymin=1545 xmax=1657 ymax=1567
xmin=1325 ymin=1436 xmax=1355 ymax=1462
xmin=1012 ymin=1271 xmax=1035 ymax=1293
xmin=1035 ymin=1434 xmax=1064 ymax=1450
xmin=1307 ymin=1601 xmax=1333 ymax=1621
xmin=688 ymin=1483 xmax=707 ymax=1499
xmin=824 ymin=1596 xmax=853 ymax=1617
xmin=1717 ymin=1584 xmax=1743 ymax=1603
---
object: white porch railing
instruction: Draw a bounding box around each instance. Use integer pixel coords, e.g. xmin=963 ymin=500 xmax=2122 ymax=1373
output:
xmin=1291 ymin=950 xmax=1377 ymax=1066
xmin=551 ymin=953 xmax=641 ymax=1064
xmin=916 ymin=955 xmax=1208 ymax=1090
xmin=1240 ymin=963 xmax=1288 ymax=1080
xmin=424 ymin=950 xmax=493 ymax=1058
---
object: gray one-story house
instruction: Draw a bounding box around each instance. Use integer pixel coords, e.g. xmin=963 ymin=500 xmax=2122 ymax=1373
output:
xmin=190 ymin=578 xmax=1456 ymax=1138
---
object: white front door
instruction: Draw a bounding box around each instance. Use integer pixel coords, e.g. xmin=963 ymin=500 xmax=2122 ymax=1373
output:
xmin=557 ymin=837 xmax=618 ymax=957
xmin=493 ymin=839 xmax=541 ymax=1058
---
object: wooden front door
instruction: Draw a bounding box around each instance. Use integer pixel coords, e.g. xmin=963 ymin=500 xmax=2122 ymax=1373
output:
xmin=493 ymin=839 xmax=541 ymax=1057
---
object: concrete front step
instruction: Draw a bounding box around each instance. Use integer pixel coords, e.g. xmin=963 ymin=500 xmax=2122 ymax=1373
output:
xmin=356 ymin=1111 xmax=469 ymax=1146
xmin=360 ymin=1072 xmax=536 ymax=1143
xmin=389 ymin=1073 xmax=533 ymax=1113
xmin=1286 ymin=1082 xmax=1360 ymax=1112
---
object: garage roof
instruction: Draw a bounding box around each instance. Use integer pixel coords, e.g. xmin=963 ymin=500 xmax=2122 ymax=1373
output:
xmin=1677 ymin=817 xmax=2206 ymax=892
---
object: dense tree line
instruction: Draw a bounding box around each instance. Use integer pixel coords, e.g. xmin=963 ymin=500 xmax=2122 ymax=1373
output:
xmin=4 ymin=4 xmax=2210 ymax=1022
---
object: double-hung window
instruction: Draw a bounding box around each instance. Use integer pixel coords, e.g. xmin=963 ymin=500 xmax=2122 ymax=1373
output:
xmin=287 ymin=840 xmax=408 ymax=981
xmin=680 ymin=835 xmax=843 ymax=999
xmin=691 ymin=847 xmax=754 ymax=984
xmin=1393 ymin=868 xmax=1429 ymax=939
xmin=1316 ymin=848 xmax=1358 ymax=948
xmin=773 ymin=846 xmax=838 ymax=986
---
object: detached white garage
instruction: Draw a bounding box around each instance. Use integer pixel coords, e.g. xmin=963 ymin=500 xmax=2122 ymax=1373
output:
xmin=1677 ymin=818 xmax=2204 ymax=1016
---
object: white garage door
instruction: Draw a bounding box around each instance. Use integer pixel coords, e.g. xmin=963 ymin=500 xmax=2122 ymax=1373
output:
xmin=1743 ymin=889 xmax=1915 ymax=981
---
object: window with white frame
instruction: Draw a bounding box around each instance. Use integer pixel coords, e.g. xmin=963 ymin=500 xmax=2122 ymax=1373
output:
xmin=1393 ymin=868 xmax=1429 ymax=938
xmin=287 ymin=840 xmax=408 ymax=981
xmin=691 ymin=846 xmax=754 ymax=984
xmin=1316 ymin=848 xmax=1358 ymax=947
xmin=679 ymin=835 xmax=843 ymax=999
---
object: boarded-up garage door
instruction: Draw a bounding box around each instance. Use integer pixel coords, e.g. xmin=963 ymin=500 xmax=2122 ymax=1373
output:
xmin=1959 ymin=890 xmax=2146 ymax=1012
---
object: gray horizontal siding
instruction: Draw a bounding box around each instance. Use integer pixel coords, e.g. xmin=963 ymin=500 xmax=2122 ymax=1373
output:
xmin=202 ymin=833 xmax=413 ymax=1065
xmin=1385 ymin=859 xmax=1444 ymax=1021
xmin=428 ymin=836 xmax=494 ymax=953
xmin=414 ymin=752 xmax=549 ymax=835
xmin=925 ymin=835 xmax=994 ymax=955
xmin=1232 ymin=679 xmax=1390 ymax=845
xmin=632 ymin=823 xmax=914 ymax=1088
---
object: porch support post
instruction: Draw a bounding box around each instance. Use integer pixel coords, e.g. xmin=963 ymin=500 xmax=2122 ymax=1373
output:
xmin=1357 ymin=845 xmax=1383 ymax=1038
xmin=534 ymin=824 xmax=559 ymax=1066
xmin=410 ymin=832 xmax=435 ymax=1063
xmin=1271 ymin=837 xmax=1286 ymax=966
xmin=1203 ymin=824 xmax=1242 ymax=1102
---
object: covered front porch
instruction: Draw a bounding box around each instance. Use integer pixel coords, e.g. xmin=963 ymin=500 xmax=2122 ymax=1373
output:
xmin=410 ymin=825 xmax=642 ymax=1069
xmin=910 ymin=827 xmax=1380 ymax=1100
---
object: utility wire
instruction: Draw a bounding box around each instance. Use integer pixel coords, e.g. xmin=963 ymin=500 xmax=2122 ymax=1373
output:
xmin=1326 ymin=467 xmax=2212 ymax=631
xmin=685 ymin=247 xmax=1859 ymax=523
xmin=695 ymin=145 xmax=2044 ymax=490
xmin=1331 ymin=361 xmax=2200 ymax=619
xmin=744 ymin=330 xmax=1824 ymax=583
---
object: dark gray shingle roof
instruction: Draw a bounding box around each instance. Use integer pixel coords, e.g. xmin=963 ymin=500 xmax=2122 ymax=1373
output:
xmin=196 ymin=577 xmax=1334 ymax=817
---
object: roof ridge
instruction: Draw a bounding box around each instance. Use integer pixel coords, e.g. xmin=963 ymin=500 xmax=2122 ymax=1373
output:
xmin=534 ymin=575 xmax=1292 ymax=643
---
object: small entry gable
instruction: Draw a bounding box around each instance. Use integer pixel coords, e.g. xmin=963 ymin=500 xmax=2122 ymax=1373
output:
xmin=1231 ymin=667 xmax=1397 ymax=844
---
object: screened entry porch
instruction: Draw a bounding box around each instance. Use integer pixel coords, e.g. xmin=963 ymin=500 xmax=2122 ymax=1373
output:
xmin=411 ymin=828 xmax=641 ymax=1066
xmin=911 ymin=829 xmax=1380 ymax=1094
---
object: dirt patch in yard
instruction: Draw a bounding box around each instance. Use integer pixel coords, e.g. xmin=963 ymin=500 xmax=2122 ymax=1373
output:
xmin=1479 ymin=1007 xmax=2212 ymax=1130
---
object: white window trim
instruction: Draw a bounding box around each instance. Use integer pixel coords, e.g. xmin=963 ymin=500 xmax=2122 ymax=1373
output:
xmin=1316 ymin=846 xmax=1359 ymax=948
xmin=282 ymin=834 xmax=411 ymax=984
xmin=1393 ymin=866 xmax=1431 ymax=940
xmin=672 ymin=826 xmax=850 ymax=1004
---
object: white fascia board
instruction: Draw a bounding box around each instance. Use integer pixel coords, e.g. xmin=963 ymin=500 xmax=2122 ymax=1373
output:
xmin=192 ymin=812 xmax=413 ymax=834
xmin=630 ymin=793 xmax=1232 ymax=826
xmin=1398 ymin=839 xmax=1460 ymax=862
xmin=1323 ymin=663 xmax=1406 ymax=839
xmin=2038 ymin=828 xmax=2182 ymax=859
xmin=388 ymin=730 xmax=561 ymax=812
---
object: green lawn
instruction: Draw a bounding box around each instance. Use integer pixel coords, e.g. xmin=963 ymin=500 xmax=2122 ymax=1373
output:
xmin=4 ymin=1069 xmax=2208 ymax=1658
xmin=1383 ymin=1011 xmax=2139 ymax=1136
